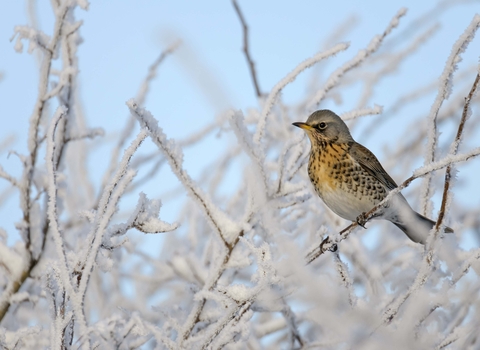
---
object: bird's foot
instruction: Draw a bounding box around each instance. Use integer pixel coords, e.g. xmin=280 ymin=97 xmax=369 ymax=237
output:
xmin=356 ymin=213 xmax=368 ymax=229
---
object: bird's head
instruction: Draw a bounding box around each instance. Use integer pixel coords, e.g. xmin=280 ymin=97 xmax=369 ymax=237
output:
xmin=293 ymin=110 xmax=353 ymax=145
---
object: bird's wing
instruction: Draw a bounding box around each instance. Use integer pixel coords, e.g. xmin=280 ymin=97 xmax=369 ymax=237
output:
xmin=349 ymin=142 xmax=398 ymax=190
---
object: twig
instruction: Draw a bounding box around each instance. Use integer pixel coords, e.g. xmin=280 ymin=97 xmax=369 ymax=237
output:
xmin=333 ymin=250 xmax=357 ymax=307
xmin=340 ymin=105 xmax=383 ymax=121
xmin=45 ymin=106 xmax=88 ymax=342
xmin=420 ymin=14 xmax=480 ymax=215
xmin=232 ymin=0 xmax=262 ymax=98
xmin=0 ymin=6 xmax=72 ymax=323
xmin=127 ymin=100 xmax=236 ymax=246
xmin=77 ymin=130 xmax=148 ymax=303
xmin=381 ymin=72 xmax=480 ymax=327
xmin=128 ymin=101 xmax=254 ymax=346
xmin=434 ymin=72 xmax=480 ymax=234
xmin=98 ymin=43 xmax=179 ymax=207
xmin=200 ymin=300 xmax=254 ymax=350
xmin=308 ymin=8 xmax=407 ymax=109
xmin=281 ymin=300 xmax=304 ymax=348
xmin=0 ymin=165 xmax=20 ymax=188
xmin=255 ymin=42 xmax=349 ymax=145
xmin=19 ymin=2 xmax=69 ymax=249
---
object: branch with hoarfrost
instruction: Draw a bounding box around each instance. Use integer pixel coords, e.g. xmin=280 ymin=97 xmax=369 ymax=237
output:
xmin=381 ymin=77 xmax=480 ymax=326
xmin=11 ymin=26 xmax=50 ymax=54
xmin=77 ymin=129 xmax=148 ymax=304
xmin=127 ymin=102 xmax=261 ymax=348
xmin=0 ymin=3 xmax=76 ymax=325
xmin=357 ymin=24 xmax=439 ymax=108
xmin=415 ymin=248 xmax=480 ymax=336
xmin=232 ymin=0 xmax=263 ymax=98
xmin=198 ymin=239 xmax=279 ymax=350
xmin=333 ymin=251 xmax=357 ymax=307
xmin=45 ymin=106 xmax=88 ymax=342
xmin=14 ymin=2 xmax=70 ymax=258
xmin=136 ymin=41 xmax=181 ymax=107
xmin=0 ymin=165 xmax=20 ymax=188
xmin=306 ymin=146 xmax=480 ymax=264
xmin=279 ymin=300 xmax=304 ymax=348
xmin=3 ymin=2 xmax=480 ymax=348
xmin=452 ymin=248 xmax=480 ymax=285
xmin=100 ymin=43 xmax=179 ymax=202
xmin=308 ymin=8 xmax=407 ymax=109
xmin=420 ymin=14 xmax=480 ymax=215
xmin=254 ymin=42 xmax=349 ymax=145
xmin=432 ymin=71 xmax=480 ymax=240
xmin=104 ymin=192 xmax=178 ymax=245
xmin=127 ymin=100 xmax=240 ymax=246
xmin=340 ymin=105 xmax=383 ymax=121
xmin=65 ymin=127 xmax=104 ymax=142
xmin=229 ymin=110 xmax=269 ymax=195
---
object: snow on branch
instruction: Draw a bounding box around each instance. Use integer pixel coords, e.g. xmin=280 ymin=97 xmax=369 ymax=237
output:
xmin=3 ymin=2 xmax=480 ymax=349
xmin=135 ymin=41 xmax=181 ymax=107
xmin=100 ymin=43 xmax=179 ymax=203
xmin=45 ymin=106 xmax=88 ymax=340
xmin=340 ymin=104 xmax=383 ymax=121
xmin=420 ymin=14 xmax=480 ymax=214
xmin=0 ymin=165 xmax=20 ymax=188
xmin=77 ymin=129 xmax=148 ymax=302
xmin=104 ymin=192 xmax=179 ymax=243
xmin=254 ymin=42 xmax=349 ymax=145
xmin=308 ymin=8 xmax=407 ymax=109
xmin=127 ymin=100 xmax=241 ymax=246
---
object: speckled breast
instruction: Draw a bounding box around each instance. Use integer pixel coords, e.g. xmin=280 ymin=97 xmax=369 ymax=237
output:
xmin=307 ymin=142 xmax=388 ymax=220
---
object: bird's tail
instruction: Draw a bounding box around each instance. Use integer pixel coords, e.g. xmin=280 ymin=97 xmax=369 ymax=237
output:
xmin=393 ymin=212 xmax=453 ymax=245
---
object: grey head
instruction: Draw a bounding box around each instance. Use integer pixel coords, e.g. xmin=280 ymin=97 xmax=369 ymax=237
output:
xmin=293 ymin=110 xmax=354 ymax=144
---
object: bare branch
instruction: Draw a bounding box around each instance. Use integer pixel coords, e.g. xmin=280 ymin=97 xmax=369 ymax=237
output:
xmin=232 ymin=0 xmax=262 ymax=98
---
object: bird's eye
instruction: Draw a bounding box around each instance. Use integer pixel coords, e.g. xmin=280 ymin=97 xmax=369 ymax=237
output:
xmin=317 ymin=122 xmax=327 ymax=130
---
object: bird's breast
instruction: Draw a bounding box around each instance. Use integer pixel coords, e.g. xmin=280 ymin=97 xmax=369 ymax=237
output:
xmin=307 ymin=143 xmax=386 ymax=220
xmin=308 ymin=143 xmax=349 ymax=194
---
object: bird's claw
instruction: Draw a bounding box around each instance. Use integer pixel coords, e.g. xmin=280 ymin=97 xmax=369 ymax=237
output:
xmin=356 ymin=213 xmax=368 ymax=229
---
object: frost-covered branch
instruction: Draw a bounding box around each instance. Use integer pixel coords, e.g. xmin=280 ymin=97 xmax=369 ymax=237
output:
xmin=420 ymin=14 xmax=480 ymax=215
xmin=308 ymin=8 xmax=407 ymax=108
xmin=2 ymin=2 xmax=480 ymax=348
xmin=77 ymin=129 xmax=148 ymax=302
xmin=433 ymin=71 xmax=480 ymax=237
xmin=127 ymin=100 xmax=240 ymax=246
xmin=100 ymin=43 xmax=179 ymax=204
xmin=254 ymin=42 xmax=349 ymax=145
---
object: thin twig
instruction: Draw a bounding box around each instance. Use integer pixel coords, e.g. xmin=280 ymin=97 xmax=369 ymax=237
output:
xmin=420 ymin=15 xmax=480 ymax=215
xmin=434 ymin=72 xmax=480 ymax=233
xmin=0 ymin=5 xmax=70 ymax=323
xmin=333 ymin=250 xmax=357 ymax=307
xmin=308 ymin=8 xmax=407 ymax=108
xmin=98 ymin=43 xmax=179 ymax=207
xmin=232 ymin=0 xmax=262 ymax=98
xmin=380 ymin=72 xmax=480 ymax=327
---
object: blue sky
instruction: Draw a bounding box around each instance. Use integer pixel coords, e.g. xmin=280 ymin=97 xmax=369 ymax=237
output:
xmin=0 ymin=1 xmax=479 ymax=248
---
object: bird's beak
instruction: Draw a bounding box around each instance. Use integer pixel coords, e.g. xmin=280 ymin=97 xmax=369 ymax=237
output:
xmin=292 ymin=122 xmax=313 ymax=131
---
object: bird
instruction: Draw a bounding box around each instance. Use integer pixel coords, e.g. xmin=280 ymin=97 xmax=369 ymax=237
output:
xmin=293 ymin=109 xmax=453 ymax=244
